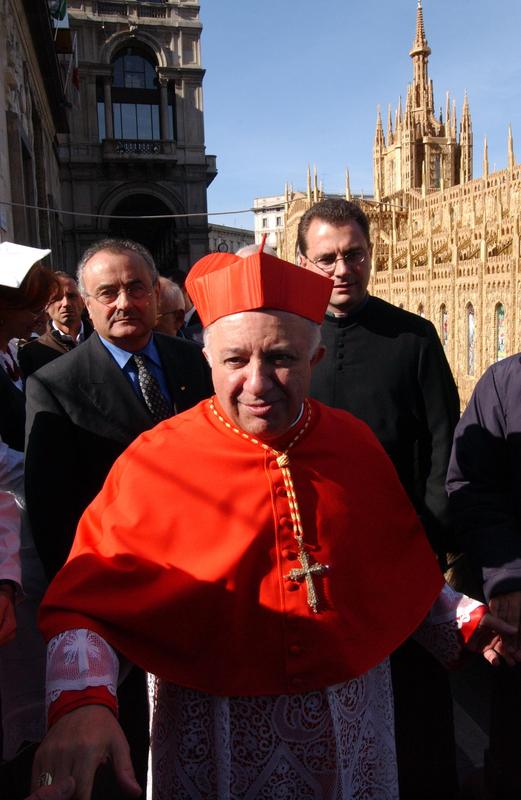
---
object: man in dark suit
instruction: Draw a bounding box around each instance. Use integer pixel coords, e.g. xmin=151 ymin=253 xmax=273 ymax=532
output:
xmin=169 ymin=268 xmax=203 ymax=343
xmin=24 ymin=238 xmax=212 ymax=799
xmin=19 ymin=272 xmax=91 ymax=378
xmin=298 ymin=198 xmax=461 ymax=800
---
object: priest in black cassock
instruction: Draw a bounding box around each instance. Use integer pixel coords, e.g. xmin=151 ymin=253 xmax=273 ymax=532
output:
xmin=298 ymin=198 xmax=461 ymax=800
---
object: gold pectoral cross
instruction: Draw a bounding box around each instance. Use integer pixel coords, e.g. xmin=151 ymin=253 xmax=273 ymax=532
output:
xmin=285 ymin=537 xmax=329 ymax=614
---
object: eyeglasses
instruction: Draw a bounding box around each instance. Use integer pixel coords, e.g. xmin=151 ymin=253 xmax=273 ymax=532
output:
xmin=306 ymin=249 xmax=367 ymax=275
xmin=85 ymin=284 xmax=153 ymax=306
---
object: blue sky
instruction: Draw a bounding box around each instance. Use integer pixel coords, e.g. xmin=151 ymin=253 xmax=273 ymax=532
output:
xmin=200 ymin=0 xmax=521 ymax=230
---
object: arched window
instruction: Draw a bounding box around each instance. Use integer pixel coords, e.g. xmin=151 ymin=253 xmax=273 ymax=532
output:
xmin=112 ymin=50 xmax=157 ymax=90
xmin=97 ymin=45 xmax=175 ymax=143
xmin=440 ymin=304 xmax=448 ymax=349
xmin=418 ymin=303 xmax=425 ymax=318
xmin=466 ymin=303 xmax=475 ymax=375
xmin=495 ymin=303 xmax=506 ymax=361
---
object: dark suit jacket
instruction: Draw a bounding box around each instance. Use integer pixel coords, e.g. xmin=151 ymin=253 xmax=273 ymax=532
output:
xmin=25 ymin=331 xmax=213 ymax=579
xmin=19 ymin=320 xmax=93 ymax=379
xmin=183 ymin=308 xmax=203 ymax=344
xmin=447 ymin=353 xmax=521 ymax=600
xmin=0 ymin=366 xmax=25 ymax=452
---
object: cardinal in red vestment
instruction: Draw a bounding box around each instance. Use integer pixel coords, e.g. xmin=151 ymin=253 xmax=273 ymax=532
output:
xmin=31 ymin=242 xmax=513 ymax=800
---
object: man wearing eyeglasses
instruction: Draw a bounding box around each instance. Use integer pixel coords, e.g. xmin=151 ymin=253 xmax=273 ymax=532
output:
xmin=299 ymin=198 xmax=461 ymax=800
xmin=24 ymin=238 xmax=212 ymax=799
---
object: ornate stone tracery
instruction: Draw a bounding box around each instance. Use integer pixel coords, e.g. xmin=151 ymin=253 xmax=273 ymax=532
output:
xmin=280 ymin=1 xmax=520 ymax=408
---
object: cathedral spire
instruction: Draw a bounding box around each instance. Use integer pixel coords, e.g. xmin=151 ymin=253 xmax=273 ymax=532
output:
xmin=306 ymin=164 xmax=311 ymax=202
xmin=508 ymin=124 xmax=516 ymax=171
xmin=373 ymin=107 xmax=385 ymax=200
xmin=410 ymin=0 xmax=431 ymax=57
xmin=374 ymin=106 xmax=385 ymax=146
xmin=409 ymin=0 xmax=432 ymax=120
xmin=386 ymin=103 xmax=393 ymax=143
xmin=459 ymin=90 xmax=473 ymax=183
xmin=451 ymin=99 xmax=457 ymax=139
xmin=397 ymin=96 xmax=403 ymax=129
xmin=483 ymin=137 xmax=489 ymax=179
xmin=345 ymin=168 xmax=351 ymax=201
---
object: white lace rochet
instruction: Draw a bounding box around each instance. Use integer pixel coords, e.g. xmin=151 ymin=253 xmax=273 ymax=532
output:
xmin=46 ymin=584 xmax=481 ymax=800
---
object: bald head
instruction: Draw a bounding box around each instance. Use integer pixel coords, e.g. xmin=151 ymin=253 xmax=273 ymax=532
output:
xmin=235 ymin=243 xmax=278 ymax=259
xmin=155 ymin=277 xmax=186 ymax=336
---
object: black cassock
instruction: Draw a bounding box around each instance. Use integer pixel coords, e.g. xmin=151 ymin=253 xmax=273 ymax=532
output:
xmin=310 ymin=295 xmax=461 ymax=800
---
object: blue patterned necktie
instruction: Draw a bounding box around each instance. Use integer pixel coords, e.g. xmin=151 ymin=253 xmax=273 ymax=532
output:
xmin=131 ymin=354 xmax=171 ymax=423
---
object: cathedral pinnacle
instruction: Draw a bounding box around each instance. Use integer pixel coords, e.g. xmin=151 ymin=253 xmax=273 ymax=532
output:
xmin=374 ymin=106 xmax=385 ymax=146
xmin=410 ymin=0 xmax=431 ymax=58
xmin=508 ymin=125 xmax=515 ymax=171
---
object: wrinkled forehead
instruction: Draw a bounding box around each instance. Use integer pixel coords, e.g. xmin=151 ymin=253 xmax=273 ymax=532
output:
xmin=83 ymin=249 xmax=150 ymax=284
xmin=207 ymin=309 xmax=313 ymax=349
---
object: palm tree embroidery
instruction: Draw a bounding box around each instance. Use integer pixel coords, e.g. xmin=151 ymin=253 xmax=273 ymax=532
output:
xmin=64 ymin=630 xmax=100 ymax=674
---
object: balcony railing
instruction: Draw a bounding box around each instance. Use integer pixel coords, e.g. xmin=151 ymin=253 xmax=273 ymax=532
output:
xmin=115 ymin=140 xmax=160 ymax=154
xmin=138 ymin=4 xmax=167 ymax=18
xmin=102 ymin=139 xmax=176 ymax=159
xmin=94 ymin=1 xmax=183 ymax=19
xmin=96 ymin=1 xmax=127 ymax=15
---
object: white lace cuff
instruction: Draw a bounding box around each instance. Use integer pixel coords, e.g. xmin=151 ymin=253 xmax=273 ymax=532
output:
xmin=46 ymin=629 xmax=119 ymax=711
xmin=413 ymin=583 xmax=484 ymax=666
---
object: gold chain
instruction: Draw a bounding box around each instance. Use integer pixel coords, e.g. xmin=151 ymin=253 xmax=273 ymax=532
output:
xmin=209 ymin=398 xmax=329 ymax=613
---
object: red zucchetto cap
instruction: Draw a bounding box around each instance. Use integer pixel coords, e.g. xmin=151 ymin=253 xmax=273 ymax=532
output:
xmin=185 ymin=237 xmax=333 ymax=327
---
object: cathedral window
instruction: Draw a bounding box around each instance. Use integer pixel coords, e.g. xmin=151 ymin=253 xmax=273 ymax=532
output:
xmin=466 ymin=303 xmax=475 ymax=375
xmin=440 ymin=304 xmax=448 ymax=349
xmin=495 ymin=303 xmax=506 ymax=361
xmin=418 ymin=303 xmax=425 ymax=318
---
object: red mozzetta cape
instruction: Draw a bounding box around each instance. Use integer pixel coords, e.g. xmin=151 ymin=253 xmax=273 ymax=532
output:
xmin=39 ymin=398 xmax=443 ymax=696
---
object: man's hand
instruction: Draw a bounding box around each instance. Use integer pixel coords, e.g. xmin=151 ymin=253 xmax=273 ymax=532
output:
xmin=489 ymin=590 xmax=521 ymax=660
xmin=25 ymin=776 xmax=75 ymax=800
xmin=467 ymin=609 xmax=519 ymax=667
xmin=30 ymin=706 xmax=142 ymax=800
xmin=0 ymin=585 xmax=16 ymax=645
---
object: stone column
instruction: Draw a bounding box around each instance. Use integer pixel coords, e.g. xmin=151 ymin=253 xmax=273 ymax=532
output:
xmin=159 ymin=77 xmax=169 ymax=141
xmin=103 ymin=76 xmax=114 ymax=140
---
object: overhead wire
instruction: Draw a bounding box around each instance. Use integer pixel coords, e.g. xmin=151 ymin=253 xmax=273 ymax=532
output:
xmin=0 ymin=198 xmax=283 ymax=221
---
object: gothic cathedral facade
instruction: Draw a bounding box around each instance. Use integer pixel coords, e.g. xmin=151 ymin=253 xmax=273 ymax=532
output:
xmin=281 ymin=1 xmax=520 ymax=408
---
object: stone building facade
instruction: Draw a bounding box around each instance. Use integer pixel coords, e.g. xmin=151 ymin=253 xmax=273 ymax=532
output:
xmin=59 ymin=0 xmax=216 ymax=272
xmin=253 ymin=194 xmax=290 ymax=249
xmin=0 ymin=0 xmax=68 ymax=260
xmin=208 ymin=223 xmax=254 ymax=254
xmin=281 ymin=1 xmax=519 ymax=408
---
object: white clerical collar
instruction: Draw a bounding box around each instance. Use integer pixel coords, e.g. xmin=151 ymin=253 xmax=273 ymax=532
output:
xmin=290 ymin=404 xmax=304 ymax=428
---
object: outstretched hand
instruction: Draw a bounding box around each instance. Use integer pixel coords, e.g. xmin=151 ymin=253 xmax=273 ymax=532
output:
xmin=30 ymin=705 xmax=142 ymax=800
xmin=489 ymin=590 xmax=521 ymax=662
xmin=467 ymin=610 xmax=519 ymax=667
